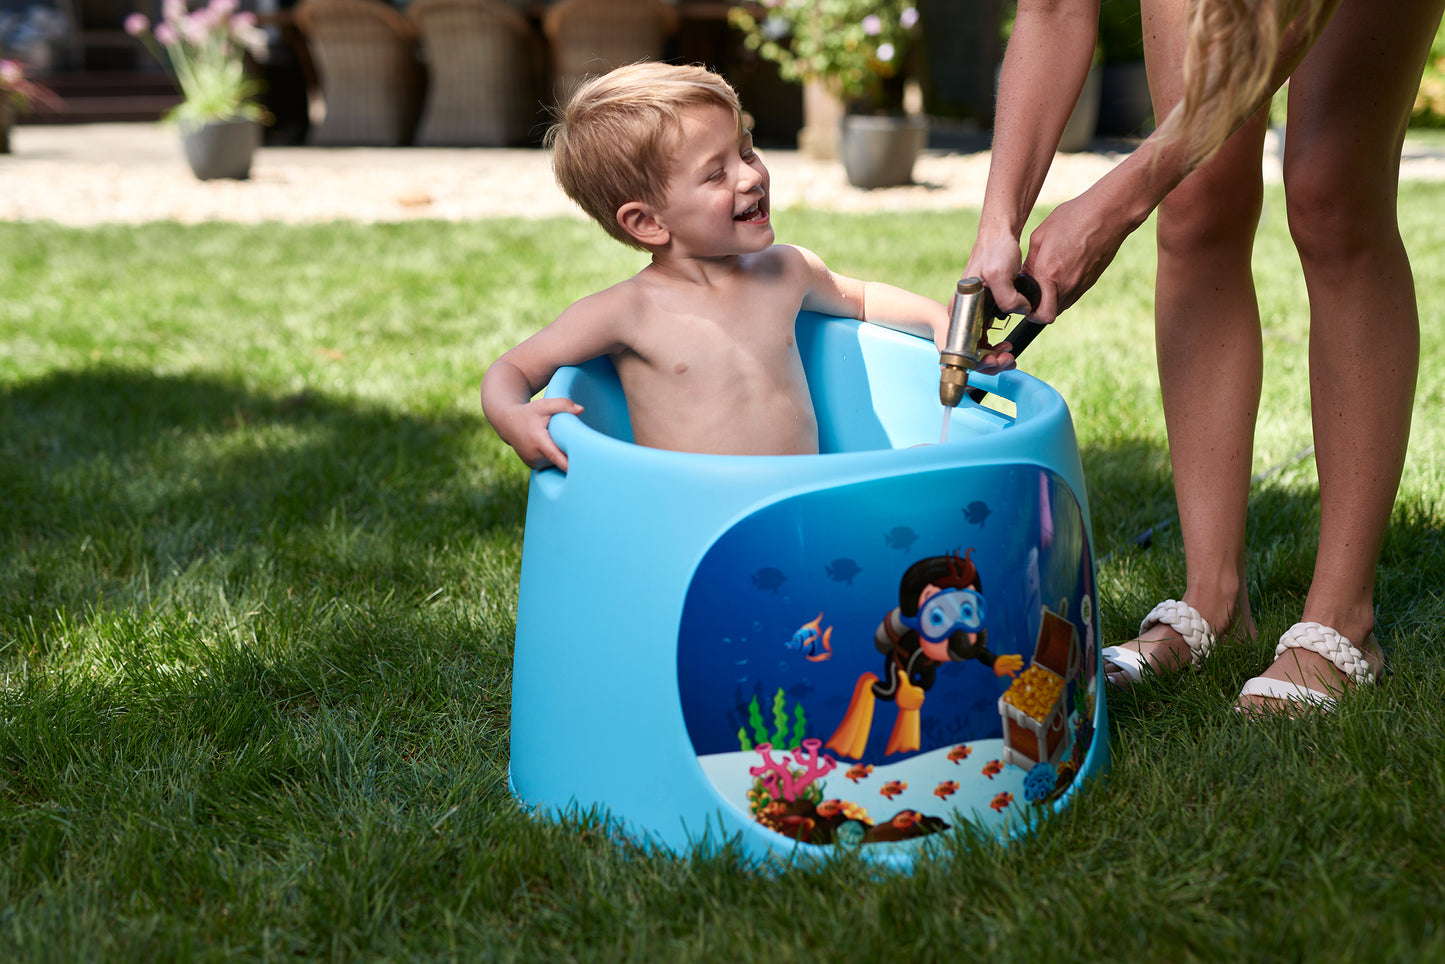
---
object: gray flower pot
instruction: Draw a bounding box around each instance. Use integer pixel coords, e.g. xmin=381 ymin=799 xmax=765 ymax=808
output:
xmin=181 ymin=118 xmax=261 ymax=181
xmin=840 ymin=114 xmax=929 ymax=189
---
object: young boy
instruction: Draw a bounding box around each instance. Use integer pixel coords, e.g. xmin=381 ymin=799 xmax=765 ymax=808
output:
xmin=482 ymin=62 xmax=956 ymax=471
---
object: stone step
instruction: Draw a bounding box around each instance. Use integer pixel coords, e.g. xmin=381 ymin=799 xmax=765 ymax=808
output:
xmin=21 ymin=69 xmax=182 ymax=124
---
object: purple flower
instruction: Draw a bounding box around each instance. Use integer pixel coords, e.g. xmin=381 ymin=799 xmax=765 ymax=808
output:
xmin=155 ymin=22 xmax=178 ymax=45
xmin=876 ymin=42 xmax=895 ymax=63
xmin=861 ymin=14 xmax=882 ymax=35
xmin=900 ymin=7 xmax=919 ymax=29
xmin=124 ymin=12 xmax=150 ymax=36
xmin=181 ymin=12 xmax=211 ymax=45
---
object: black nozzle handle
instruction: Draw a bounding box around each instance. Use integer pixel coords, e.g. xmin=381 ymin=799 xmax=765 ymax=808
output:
xmin=967 ymin=273 xmax=1044 ymax=404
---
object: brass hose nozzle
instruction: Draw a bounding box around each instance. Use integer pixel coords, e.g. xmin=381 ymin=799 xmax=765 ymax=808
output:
xmin=939 ymin=277 xmax=988 ymax=408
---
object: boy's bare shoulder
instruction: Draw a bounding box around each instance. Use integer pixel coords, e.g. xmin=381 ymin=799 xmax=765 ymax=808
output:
xmin=556 ymin=272 xmax=653 ymax=332
xmin=739 ymin=242 xmax=811 ymax=280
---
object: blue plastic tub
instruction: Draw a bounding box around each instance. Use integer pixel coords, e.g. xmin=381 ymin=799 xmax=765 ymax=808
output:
xmin=508 ymin=312 xmax=1107 ymax=868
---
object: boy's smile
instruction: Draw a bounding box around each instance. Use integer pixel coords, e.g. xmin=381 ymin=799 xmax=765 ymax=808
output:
xmin=734 ymin=197 xmax=769 ymax=224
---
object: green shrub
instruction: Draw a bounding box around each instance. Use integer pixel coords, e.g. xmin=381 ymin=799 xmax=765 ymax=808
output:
xmin=1412 ymin=16 xmax=1445 ymax=127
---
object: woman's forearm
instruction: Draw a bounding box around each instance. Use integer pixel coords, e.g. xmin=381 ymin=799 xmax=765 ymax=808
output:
xmin=980 ymin=0 xmax=1102 ymax=241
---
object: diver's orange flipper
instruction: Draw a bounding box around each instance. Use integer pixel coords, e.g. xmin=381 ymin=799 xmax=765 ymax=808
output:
xmin=826 ymin=673 xmax=879 ymax=759
xmin=884 ymin=669 xmax=925 ymax=755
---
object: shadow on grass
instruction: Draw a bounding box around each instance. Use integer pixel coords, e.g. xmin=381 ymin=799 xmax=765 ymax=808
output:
xmin=0 ymin=367 xmax=524 ymax=876
xmin=0 ymin=365 xmax=527 ymax=642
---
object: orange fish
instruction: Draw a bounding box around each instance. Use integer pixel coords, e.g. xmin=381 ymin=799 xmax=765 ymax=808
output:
xmin=890 ymin=809 xmax=921 ymax=829
xmin=879 ymin=780 xmax=907 ymax=800
xmin=787 ymin=613 xmax=833 ymax=662
xmin=846 ymin=764 xmax=874 ymax=783
xmin=981 ymin=759 xmax=1003 ymax=779
xmin=990 ymin=792 xmax=1014 ymax=812
xmin=934 ymin=780 xmax=959 ymax=799
xmin=815 ymin=799 xmax=843 ymax=818
xmin=947 ymin=744 xmax=973 ymax=764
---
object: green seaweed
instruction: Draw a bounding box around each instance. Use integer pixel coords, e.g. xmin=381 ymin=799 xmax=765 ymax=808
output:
xmin=770 ymin=688 xmax=789 ymax=746
xmin=739 ymin=688 xmax=813 ymax=751
xmin=748 ymin=695 xmax=769 ymax=747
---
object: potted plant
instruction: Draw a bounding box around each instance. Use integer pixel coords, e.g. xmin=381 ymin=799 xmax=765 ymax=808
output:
xmin=124 ymin=0 xmax=270 ymax=180
xmin=730 ymin=0 xmax=928 ymax=188
xmin=0 ymin=57 xmax=63 ymax=153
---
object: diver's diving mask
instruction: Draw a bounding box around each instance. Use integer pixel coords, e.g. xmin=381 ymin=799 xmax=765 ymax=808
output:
xmin=901 ymin=587 xmax=987 ymax=643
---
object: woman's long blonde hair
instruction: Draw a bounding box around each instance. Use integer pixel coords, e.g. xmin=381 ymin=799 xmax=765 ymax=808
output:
xmin=1173 ymin=0 xmax=1329 ymax=161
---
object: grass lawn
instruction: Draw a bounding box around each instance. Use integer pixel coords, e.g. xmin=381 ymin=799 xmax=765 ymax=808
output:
xmin=2 ymin=184 xmax=1443 ymax=962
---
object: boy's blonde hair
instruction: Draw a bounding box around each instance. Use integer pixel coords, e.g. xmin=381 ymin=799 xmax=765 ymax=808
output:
xmin=547 ymin=63 xmax=744 ymax=250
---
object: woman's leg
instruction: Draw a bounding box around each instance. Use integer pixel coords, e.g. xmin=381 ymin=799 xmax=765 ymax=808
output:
xmin=1238 ymin=0 xmax=1443 ymax=706
xmin=1106 ymin=0 xmax=1265 ymax=679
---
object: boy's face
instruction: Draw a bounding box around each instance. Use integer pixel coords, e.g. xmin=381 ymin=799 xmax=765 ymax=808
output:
xmin=651 ymin=104 xmax=772 ymax=257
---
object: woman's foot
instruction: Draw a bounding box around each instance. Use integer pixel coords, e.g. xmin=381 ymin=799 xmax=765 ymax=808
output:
xmin=1235 ymin=623 xmax=1386 ymax=715
xmin=1103 ymin=599 xmax=1234 ymax=686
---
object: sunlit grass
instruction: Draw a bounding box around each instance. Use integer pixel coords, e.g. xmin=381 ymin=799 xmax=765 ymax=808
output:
xmin=1 ymin=184 xmax=1443 ymax=961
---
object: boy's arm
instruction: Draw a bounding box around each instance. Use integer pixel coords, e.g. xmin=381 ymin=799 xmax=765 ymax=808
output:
xmin=481 ymin=354 xmax=582 ymax=472
xmin=790 ymin=245 xmax=949 ymax=348
xmin=790 ymin=246 xmax=1016 ymax=369
xmin=480 ymin=293 xmax=627 ymax=473
xmin=856 ymin=281 xmax=952 ymax=349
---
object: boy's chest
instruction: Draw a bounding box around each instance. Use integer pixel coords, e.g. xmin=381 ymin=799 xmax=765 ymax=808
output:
xmin=628 ymin=295 xmax=803 ymax=378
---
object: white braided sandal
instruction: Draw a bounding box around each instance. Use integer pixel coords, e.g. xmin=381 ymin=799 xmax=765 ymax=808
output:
xmin=1101 ymin=599 xmax=1216 ymax=685
xmin=1236 ymin=621 xmax=1381 ymax=714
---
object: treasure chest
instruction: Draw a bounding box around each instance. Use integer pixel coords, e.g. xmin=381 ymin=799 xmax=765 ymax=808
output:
xmin=999 ymin=609 xmax=1080 ymax=771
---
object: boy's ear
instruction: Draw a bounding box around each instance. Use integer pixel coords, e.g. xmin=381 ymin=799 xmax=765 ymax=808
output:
xmin=617 ymin=201 xmax=669 ymax=248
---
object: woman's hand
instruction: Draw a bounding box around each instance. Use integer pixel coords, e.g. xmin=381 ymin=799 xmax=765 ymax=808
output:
xmin=964 ymin=231 xmax=1030 ymax=320
xmin=1020 ymin=188 xmax=1134 ymax=321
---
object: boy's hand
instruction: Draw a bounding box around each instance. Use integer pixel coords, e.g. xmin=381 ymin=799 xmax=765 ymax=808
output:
xmin=973 ymin=337 xmax=1018 ymax=375
xmin=498 ymin=396 xmax=584 ymax=472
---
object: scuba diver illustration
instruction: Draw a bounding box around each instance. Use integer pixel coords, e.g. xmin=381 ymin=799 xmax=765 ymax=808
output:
xmin=826 ymin=549 xmax=1023 ymax=758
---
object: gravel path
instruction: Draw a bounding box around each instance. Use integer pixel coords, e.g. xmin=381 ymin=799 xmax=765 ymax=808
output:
xmin=5 ymin=122 xmax=1445 ymax=226
xmin=1 ymin=122 xmax=1143 ymax=226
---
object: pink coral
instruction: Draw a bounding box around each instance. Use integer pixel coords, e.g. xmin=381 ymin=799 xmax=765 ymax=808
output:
xmin=748 ymin=739 xmax=838 ymax=802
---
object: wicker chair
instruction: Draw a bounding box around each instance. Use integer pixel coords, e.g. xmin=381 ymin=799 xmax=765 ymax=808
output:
xmin=294 ymin=0 xmax=426 ymax=146
xmin=407 ymin=0 xmax=545 ymax=146
xmin=542 ymin=0 xmax=679 ymax=105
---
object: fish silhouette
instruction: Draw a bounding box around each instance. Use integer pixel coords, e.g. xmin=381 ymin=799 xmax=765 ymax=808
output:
xmin=750 ymin=567 xmax=787 ymax=593
xmin=964 ymin=501 xmax=992 ymax=526
xmin=883 ymin=526 xmax=919 ymax=551
xmin=824 ymin=558 xmax=862 ymax=586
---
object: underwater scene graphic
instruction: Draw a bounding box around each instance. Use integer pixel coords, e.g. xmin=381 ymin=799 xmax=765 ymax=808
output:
xmin=678 ymin=464 xmax=1098 ymax=851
